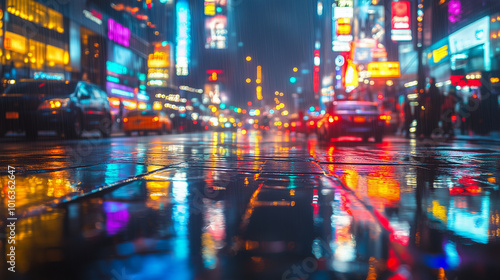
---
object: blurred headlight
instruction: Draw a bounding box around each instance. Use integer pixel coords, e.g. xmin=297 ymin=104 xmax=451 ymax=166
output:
xmin=38 ymin=98 xmax=69 ymax=110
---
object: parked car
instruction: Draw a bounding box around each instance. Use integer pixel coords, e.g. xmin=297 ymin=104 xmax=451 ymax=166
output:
xmin=317 ymin=101 xmax=386 ymax=142
xmin=0 ymin=79 xmax=112 ymax=139
xmin=123 ymin=109 xmax=172 ymax=136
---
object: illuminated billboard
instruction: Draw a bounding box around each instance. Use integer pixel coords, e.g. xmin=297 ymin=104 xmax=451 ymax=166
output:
xmin=176 ymin=0 xmax=191 ymax=76
xmin=148 ymin=50 xmax=170 ymax=68
xmin=205 ymin=15 xmax=228 ymax=49
xmin=367 ymin=62 xmax=401 ymax=78
xmin=148 ymin=44 xmax=171 ymax=87
xmin=108 ymin=19 xmax=130 ymax=47
xmin=204 ymin=83 xmax=221 ymax=104
xmin=204 ymin=0 xmax=228 ymax=49
xmin=391 ymin=1 xmax=412 ymax=41
xmin=332 ymin=0 xmax=354 ymax=52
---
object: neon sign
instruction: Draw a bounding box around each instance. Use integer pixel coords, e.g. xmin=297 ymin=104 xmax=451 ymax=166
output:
xmin=108 ymin=19 xmax=130 ymax=47
xmin=106 ymin=81 xmax=134 ymax=98
xmin=83 ymin=9 xmax=102 ymax=25
xmin=176 ymin=1 xmax=191 ymax=76
xmin=391 ymin=1 xmax=412 ymax=41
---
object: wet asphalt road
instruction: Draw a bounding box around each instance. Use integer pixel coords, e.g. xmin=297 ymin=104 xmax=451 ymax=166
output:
xmin=1 ymin=131 xmax=500 ymax=280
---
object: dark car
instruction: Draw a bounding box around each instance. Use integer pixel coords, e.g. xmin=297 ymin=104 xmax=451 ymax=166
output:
xmin=0 ymin=80 xmax=112 ymax=139
xmin=316 ymin=101 xmax=386 ymax=142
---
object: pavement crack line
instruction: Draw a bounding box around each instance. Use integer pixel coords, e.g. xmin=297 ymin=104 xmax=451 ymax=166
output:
xmin=1 ymin=159 xmax=197 ymax=227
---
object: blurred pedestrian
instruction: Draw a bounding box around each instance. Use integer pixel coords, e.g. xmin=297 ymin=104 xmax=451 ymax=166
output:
xmin=416 ymin=89 xmax=425 ymax=139
xmin=441 ymin=86 xmax=457 ymax=138
xmin=424 ymin=78 xmax=442 ymax=138
xmin=459 ymin=96 xmax=470 ymax=135
xmin=402 ymin=94 xmax=412 ymax=138
xmin=118 ymin=99 xmax=124 ymax=129
xmin=467 ymin=93 xmax=480 ymax=135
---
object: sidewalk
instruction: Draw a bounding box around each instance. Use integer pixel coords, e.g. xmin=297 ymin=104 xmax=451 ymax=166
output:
xmin=452 ymin=129 xmax=500 ymax=144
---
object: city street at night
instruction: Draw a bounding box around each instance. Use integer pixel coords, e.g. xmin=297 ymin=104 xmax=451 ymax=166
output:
xmin=1 ymin=132 xmax=500 ymax=279
xmin=1 ymin=0 xmax=500 ymax=279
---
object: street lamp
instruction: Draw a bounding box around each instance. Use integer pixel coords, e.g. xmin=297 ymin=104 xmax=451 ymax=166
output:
xmin=246 ymin=56 xmax=252 ymax=62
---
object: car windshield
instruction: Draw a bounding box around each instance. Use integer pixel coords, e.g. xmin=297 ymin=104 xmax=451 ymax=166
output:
xmin=4 ymin=81 xmax=78 ymax=97
xmin=127 ymin=110 xmax=157 ymax=117
xmin=335 ymin=103 xmax=378 ymax=112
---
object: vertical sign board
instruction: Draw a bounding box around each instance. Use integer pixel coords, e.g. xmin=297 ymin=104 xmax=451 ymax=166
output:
xmin=314 ymin=50 xmax=320 ymax=94
xmin=205 ymin=0 xmax=228 ymax=49
xmin=448 ymin=16 xmax=490 ymax=71
xmin=332 ymin=0 xmax=354 ymax=52
xmin=391 ymin=1 xmax=412 ymax=41
xmin=176 ymin=0 xmax=191 ymax=76
xmin=148 ymin=44 xmax=171 ymax=87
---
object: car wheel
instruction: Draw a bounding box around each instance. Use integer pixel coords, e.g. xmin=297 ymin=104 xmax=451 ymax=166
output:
xmin=362 ymin=135 xmax=370 ymax=142
xmin=374 ymin=133 xmax=383 ymax=143
xmin=125 ymin=131 xmax=131 ymax=137
xmin=65 ymin=112 xmax=83 ymax=139
xmin=158 ymin=124 xmax=165 ymax=135
xmin=26 ymin=128 xmax=38 ymax=140
xmin=99 ymin=115 xmax=112 ymax=138
xmin=0 ymin=127 xmax=6 ymax=137
xmin=143 ymin=131 xmax=148 ymax=136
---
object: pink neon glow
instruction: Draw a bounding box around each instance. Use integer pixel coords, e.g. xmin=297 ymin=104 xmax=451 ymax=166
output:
xmin=108 ymin=19 xmax=130 ymax=47
xmin=448 ymin=0 xmax=461 ymax=23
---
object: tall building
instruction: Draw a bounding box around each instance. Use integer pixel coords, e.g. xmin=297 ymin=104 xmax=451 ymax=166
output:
xmin=0 ymin=0 xmax=162 ymax=118
xmin=174 ymin=0 xmax=237 ymax=107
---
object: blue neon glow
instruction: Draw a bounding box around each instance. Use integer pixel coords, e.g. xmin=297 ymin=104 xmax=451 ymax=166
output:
xmin=106 ymin=61 xmax=128 ymax=75
xmin=445 ymin=241 xmax=461 ymax=269
xmin=111 ymin=89 xmax=134 ymax=98
xmin=176 ymin=0 xmax=191 ymax=76
xmin=137 ymin=93 xmax=150 ymax=101
xmin=33 ymin=72 xmax=64 ymax=80
xmin=106 ymin=75 xmax=120 ymax=83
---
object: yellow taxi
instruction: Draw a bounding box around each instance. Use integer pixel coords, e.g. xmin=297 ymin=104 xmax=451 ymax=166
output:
xmin=123 ymin=110 xmax=173 ymax=136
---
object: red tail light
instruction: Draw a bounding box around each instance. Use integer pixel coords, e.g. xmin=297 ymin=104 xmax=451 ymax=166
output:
xmin=153 ymin=116 xmax=159 ymax=122
xmin=328 ymin=116 xmax=334 ymax=123
xmin=451 ymin=115 xmax=457 ymax=123
xmin=309 ymin=120 xmax=315 ymax=126
xmin=123 ymin=117 xmax=128 ymax=123
xmin=378 ymin=115 xmax=387 ymax=120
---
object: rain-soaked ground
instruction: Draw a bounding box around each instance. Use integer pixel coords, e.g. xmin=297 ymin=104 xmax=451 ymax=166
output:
xmin=1 ymin=131 xmax=500 ymax=280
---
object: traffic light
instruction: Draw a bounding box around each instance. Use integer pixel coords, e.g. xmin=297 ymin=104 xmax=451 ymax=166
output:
xmin=220 ymin=103 xmax=226 ymax=109
xmin=290 ymin=77 xmax=297 ymax=83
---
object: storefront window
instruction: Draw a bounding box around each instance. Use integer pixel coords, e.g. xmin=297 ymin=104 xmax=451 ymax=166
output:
xmin=6 ymin=0 xmax=64 ymax=33
xmin=46 ymin=44 xmax=68 ymax=67
xmin=3 ymin=30 xmax=68 ymax=74
xmin=28 ymin=39 xmax=45 ymax=70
